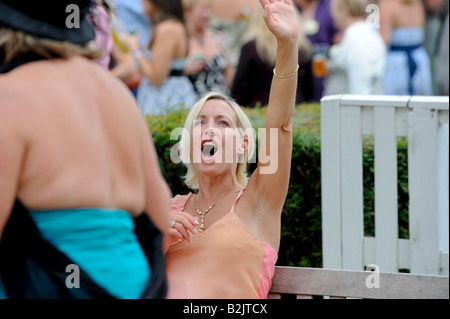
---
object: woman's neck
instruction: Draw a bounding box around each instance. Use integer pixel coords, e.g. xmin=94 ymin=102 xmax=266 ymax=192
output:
xmin=196 ymin=175 xmax=241 ymax=205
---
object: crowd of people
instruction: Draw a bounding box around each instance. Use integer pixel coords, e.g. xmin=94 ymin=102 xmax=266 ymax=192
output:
xmin=1 ymin=0 xmax=299 ymax=299
xmin=105 ymin=0 xmax=448 ymax=113
xmin=0 ymin=0 xmax=448 ymax=300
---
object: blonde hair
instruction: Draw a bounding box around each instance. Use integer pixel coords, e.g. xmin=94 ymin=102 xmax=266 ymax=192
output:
xmin=336 ymin=0 xmax=369 ymax=18
xmin=243 ymin=4 xmax=312 ymax=66
xmin=180 ymin=92 xmax=255 ymax=190
xmin=0 ymin=27 xmax=102 ymax=64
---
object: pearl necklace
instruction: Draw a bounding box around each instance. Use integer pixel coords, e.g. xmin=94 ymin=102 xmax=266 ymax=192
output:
xmin=194 ymin=186 xmax=237 ymax=233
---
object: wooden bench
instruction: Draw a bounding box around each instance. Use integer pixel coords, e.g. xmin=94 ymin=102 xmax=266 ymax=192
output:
xmin=268 ymin=266 xmax=449 ymax=299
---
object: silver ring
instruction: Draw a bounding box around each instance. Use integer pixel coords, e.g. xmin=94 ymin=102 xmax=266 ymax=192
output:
xmin=170 ymin=220 xmax=176 ymax=228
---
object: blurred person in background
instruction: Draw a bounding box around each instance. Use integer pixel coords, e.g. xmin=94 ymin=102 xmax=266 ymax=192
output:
xmin=0 ymin=0 xmax=170 ymax=299
xmin=209 ymin=0 xmax=257 ymax=72
xmin=294 ymin=0 xmax=340 ymax=101
xmin=324 ymin=0 xmax=386 ymax=95
xmin=182 ymin=0 xmax=233 ymax=98
xmin=423 ymin=0 xmax=448 ymax=65
xmin=433 ymin=12 xmax=448 ymax=95
xmin=114 ymin=0 xmax=152 ymax=47
xmin=379 ymin=0 xmax=433 ymax=95
xmin=423 ymin=0 xmax=449 ymax=95
xmin=88 ymin=0 xmax=114 ymax=70
xmin=126 ymin=0 xmax=197 ymax=116
xmin=110 ymin=0 xmax=152 ymax=96
xmin=231 ymin=3 xmax=314 ymax=107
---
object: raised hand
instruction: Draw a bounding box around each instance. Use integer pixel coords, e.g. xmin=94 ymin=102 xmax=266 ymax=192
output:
xmin=259 ymin=0 xmax=299 ymax=43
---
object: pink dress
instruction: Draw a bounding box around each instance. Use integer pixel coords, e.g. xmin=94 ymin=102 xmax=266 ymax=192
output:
xmin=165 ymin=189 xmax=278 ymax=299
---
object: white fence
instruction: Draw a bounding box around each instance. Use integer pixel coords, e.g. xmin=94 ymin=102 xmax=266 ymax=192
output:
xmin=321 ymin=95 xmax=449 ymax=275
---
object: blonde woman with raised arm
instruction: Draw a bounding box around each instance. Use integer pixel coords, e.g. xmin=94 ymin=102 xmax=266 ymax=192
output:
xmin=164 ymin=0 xmax=299 ymax=299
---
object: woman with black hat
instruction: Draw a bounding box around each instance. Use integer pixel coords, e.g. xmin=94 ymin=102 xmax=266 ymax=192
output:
xmin=0 ymin=0 xmax=171 ymax=299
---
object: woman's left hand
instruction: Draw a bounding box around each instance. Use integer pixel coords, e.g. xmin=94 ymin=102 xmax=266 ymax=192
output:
xmin=259 ymin=0 xmax=299 ymax=42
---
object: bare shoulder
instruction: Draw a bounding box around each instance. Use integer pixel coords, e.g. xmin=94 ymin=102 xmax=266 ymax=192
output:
xmin=0 ymin=57 xmax=137 ymax=125
xmin=155 ymin=19 xmax=186 ymax=38
xmin=153 ymin=20 xmax=188 ymax=58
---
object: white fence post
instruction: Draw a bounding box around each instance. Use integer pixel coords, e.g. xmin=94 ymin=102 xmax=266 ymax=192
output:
xmin=437 ymin=122 xmax=449 ymax=276
xmin=408 ymin=106 xmax=439 ymax=274
xmin=321 ymin=95 xmax=344 ymax=270
xmin=374 ymin=106 xmax=398 ymax=273
xmin=339 ymin=104 xmax=364 ymax=270
xmin=408 ymin=97 xmax=449 ymax=275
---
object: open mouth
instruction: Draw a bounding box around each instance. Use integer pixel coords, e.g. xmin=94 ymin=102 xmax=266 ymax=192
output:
xmin=201 ymin=141 xmax=218 ymax=161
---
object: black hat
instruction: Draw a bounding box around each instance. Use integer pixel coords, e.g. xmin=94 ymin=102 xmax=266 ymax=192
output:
xmin=0 ymin=0 xmax=95 ymax=44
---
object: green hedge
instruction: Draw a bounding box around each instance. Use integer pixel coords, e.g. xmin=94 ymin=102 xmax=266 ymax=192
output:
xmin=146 ymin=104 xmax=409 ymax=267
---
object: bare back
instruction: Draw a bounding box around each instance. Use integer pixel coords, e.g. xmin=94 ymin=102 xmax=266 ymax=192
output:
xmin=391 ymin=0 xmax=426 ymax=28
xmin=379 ymin=0 xmax=426 ymax=43
xmin=1 ymin=57 xmax=153 ymax=217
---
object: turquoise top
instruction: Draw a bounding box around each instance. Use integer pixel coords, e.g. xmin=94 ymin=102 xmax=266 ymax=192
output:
xmin=9 ymin=208 xmax=151 ymax=299
xmin=0 ymin=278 xmax=5 ymax=299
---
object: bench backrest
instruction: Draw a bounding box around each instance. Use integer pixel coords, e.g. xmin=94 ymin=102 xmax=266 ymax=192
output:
xmin=268 ymin=266 xmax=449 ymax=299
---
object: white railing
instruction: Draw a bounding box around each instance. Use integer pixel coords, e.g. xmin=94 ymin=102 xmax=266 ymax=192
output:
xmin=321 ymin=95 xmax=449 ymax=275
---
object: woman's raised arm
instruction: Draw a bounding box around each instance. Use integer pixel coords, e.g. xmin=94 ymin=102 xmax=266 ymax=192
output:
xmin=248 ymin=0 xmax=299 ymax=212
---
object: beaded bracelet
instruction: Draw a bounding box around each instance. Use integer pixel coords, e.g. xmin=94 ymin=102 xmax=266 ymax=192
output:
xmin=132 ymin=49 xmax=146 ymax=68
xmin=273 ymin=64 xmax=300 ymax=79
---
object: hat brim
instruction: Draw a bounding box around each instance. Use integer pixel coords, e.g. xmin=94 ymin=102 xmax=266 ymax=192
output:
xmin=0 ymin=2 xmax=95 ymax=44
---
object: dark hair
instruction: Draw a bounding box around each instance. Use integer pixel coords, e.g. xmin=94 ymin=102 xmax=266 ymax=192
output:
xmin=148 ymin=0 xmax=185 ymax=24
